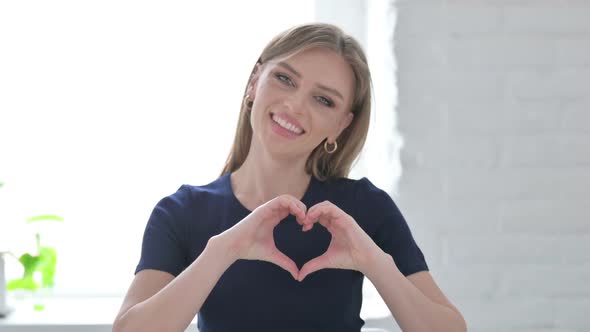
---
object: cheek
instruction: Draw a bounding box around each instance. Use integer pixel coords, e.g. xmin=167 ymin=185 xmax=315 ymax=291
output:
xmin=251 ymin=106 xmax=266 ymax=130
xmin=257 ymin=75 xmax=282 ymax=94
xmin=312 ymin=112 xmax=335 ymax=128
xmin=306 ymin=115 xmax=334 ymax=141
xmin=258 ymin=83 xmax=287 ymax=103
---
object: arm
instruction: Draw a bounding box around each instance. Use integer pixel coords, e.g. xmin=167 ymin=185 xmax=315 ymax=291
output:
xmin=365 ymin=251 xmax=467 ymax=332
xmin=113 ymin=237 xmax=233 ymax=332
xmin=114 ymin=194 xmax=305 ymax=332
xmin=296 ymin=197 xmax=466 ymax=332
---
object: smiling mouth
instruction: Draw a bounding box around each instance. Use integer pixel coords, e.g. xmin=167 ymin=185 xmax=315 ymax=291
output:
xmin=269 ymin=112 xmax=306 ymax=135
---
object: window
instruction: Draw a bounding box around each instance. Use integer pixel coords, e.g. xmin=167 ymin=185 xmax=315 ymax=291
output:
xmin=0 ymin=0 xmax=314 ymax=296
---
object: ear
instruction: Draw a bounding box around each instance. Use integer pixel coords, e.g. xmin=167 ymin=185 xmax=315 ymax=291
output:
xmin=328 ymin=112 xmax=354 ymax=143
xmin=247 ymin=62 xmax=263 ymax=99
xmin=337 ymin=111 xmax=354 ymax=137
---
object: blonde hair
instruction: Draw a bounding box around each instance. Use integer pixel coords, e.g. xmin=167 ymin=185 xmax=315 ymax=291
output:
xmin=221 ymin=23 xmax=372 ymax=181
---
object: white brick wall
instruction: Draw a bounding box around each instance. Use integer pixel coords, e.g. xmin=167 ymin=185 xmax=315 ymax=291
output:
xmin=393 ymin=0 xmax=590 ymax=331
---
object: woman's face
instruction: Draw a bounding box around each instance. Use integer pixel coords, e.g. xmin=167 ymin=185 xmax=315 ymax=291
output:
xmin=248 ymin=47 xmax=355 ymax=160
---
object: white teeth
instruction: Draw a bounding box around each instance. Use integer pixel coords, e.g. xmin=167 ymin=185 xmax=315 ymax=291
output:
xmin=272 ymin=114 xmax=303 ymax=134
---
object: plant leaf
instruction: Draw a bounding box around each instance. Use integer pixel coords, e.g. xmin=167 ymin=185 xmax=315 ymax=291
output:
xmin=37 ymin=247 xmax=57 ymax=288
xmin=26 ymin=215 xmax=64 ymax=223
xmin=7 ymin=277 xmax=38 ymax=291
xmin=19 ymin=253 xmax=41 ymax=278
xmin=7 ymin=247 xmax=58 ymax=291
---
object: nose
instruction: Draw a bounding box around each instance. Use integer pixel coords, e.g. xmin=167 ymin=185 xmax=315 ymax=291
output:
xmin=283 ymin=91 xmax=306 ymax=115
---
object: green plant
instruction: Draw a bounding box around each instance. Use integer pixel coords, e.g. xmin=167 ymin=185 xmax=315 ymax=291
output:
xmin=1 ymin=182 xmax=63 ymax=311
xmin=6 ymin=215 xmax=63 ymax=293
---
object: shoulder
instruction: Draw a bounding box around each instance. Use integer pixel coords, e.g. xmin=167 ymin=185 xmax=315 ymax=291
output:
xmin=354 ymin=177 xmax=396 ymax=210
xmin=320 ymin=176 xmax=393 ymax=207
xmin=156 ymin=175 xmax=230 ymax=215
xmin=316 ymin=176 xmax=397 ymax=228
xmin=179 ymin=174 xmax=232 ymax=201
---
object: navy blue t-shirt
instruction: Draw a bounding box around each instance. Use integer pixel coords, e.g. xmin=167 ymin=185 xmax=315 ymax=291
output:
xmin=135 ymin=173 xmax=428 ymax=332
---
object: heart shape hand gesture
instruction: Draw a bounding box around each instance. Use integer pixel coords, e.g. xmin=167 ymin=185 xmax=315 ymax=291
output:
xmin=216 ymin=195 xmax=382 ymax=281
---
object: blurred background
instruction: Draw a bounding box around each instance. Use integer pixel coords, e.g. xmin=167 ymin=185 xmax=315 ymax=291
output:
xmin=394 ymin=1 xmax=590 ymax=331
xmin=1 ymin=0 xmax=589 ymax=331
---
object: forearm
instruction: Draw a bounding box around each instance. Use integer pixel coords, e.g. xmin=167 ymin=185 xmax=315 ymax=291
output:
xmin=365 ymin=253 xmax=466 ymax=332
xmin=115 ymin=238 xmax=235 ymax=332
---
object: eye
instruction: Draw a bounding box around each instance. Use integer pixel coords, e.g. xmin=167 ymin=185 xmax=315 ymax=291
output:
xmin=275 ymin=73 xmax=295 ymax=87
xmin=315 ymin=96 xmax=335 ymax=108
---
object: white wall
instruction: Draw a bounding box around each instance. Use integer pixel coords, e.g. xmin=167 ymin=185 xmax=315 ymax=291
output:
xmin=394 ymin=0 xmax=590 ymax=331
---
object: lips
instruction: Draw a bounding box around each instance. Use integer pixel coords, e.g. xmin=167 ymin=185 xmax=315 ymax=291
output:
xmin=270 ymin=112 xmax=306 ymax=134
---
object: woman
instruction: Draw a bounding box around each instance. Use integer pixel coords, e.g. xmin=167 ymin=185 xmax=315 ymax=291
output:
xmin=114 ymin=23 xmax=466 ymax=332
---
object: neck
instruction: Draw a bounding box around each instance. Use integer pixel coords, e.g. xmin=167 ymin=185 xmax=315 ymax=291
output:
xmin=230 ymin=144 xmax=311 ymax=211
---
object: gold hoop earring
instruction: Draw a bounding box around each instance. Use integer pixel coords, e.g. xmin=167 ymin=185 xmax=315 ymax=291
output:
xmin=244 ymin=94 xmax=253 ymax=109
xmin=324 ymin=140 xmax=337 ymax=154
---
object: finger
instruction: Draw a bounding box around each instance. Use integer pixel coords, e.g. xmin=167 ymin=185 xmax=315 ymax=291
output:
xmin=278 ymin=196 xmax=304 ymax=216
xmin=310 ymin=202 xmax=351 ymax=232
xmin=266 ymin=249 xmax=300 ymax=280
xmin=274 ymin=197 xmax=304 ymax=224
xmin=289 ymin=199 xmax=309 ymax=229
xmin=289 ymin=200 xmax=307 ymax=223
xmin=303 ymin=204 xmax=320 ymax=225
xmin=270 ymin=198 xmax=290 ymax=221
xmin=295 ymin=200 xmax=307 ymax=215
xmin=301 ymin=207 xmax=327 ymax=231
xmin=305 ymin=201 xmax=332 ymax=225
xmin=298 ymin=254 xmax=331 ymax=282
xmin=297 ymin=201 xmax=307 ymax=224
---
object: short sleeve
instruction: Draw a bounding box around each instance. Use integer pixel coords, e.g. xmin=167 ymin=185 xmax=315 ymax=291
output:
xmin=356 ymin=178 xmax=428 ymax=277
xmin=135 ymin=185 xmax=192 ymax=277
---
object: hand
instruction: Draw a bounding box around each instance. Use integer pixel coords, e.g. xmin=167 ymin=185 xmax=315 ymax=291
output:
xmin=297 ymin=201 xmax=382 ymax=281
xmin=215 ymin=194 xmax=307 ymax=280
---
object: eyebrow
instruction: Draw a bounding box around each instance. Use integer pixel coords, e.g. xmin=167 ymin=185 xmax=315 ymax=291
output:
xmin=277 ymin=61 xmax=345 ymax=101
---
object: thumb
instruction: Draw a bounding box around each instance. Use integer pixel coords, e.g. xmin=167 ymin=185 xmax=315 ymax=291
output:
xmin=297 ymin=254 xmax=332 ymax=282
xmin=265 ymin=249 xmax=300 ymax=280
